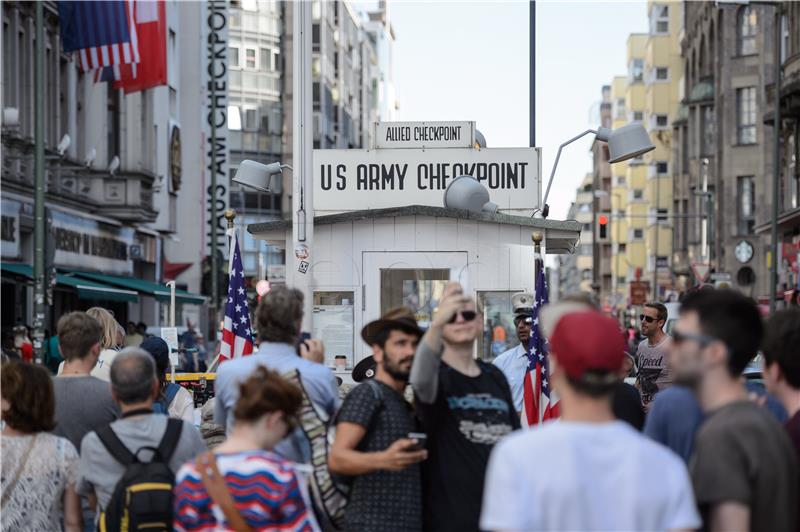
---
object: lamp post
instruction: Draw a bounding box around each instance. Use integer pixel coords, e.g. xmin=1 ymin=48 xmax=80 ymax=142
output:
xmin=32 ymin=1 xmax=46 ymax=363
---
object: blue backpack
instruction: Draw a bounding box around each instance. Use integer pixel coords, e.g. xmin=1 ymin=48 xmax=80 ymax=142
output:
xmin=152 ymin=383 xmax=181 ymax=415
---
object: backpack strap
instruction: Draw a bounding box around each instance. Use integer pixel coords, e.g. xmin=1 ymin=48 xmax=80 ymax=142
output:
xmin=196 ymin=452 xmax=254 ymax=532
xmin=157 ymin=418 xmax=183 ymax=463
xmin=96 ymin=425 xmax=136 ymax=467
xmin=164 ymin=382 xmax=181 ymax=406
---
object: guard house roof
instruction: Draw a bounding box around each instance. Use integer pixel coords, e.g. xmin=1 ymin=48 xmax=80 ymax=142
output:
xmin=247 ymin=205 xmax=582 ymax=254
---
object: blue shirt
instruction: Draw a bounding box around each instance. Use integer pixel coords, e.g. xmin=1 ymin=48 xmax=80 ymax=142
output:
xmin=492 ymin=344 xmax=526 ymax=412
xmin=214 ymin=341 xmax=341 ymax=463
xmin=643 ymin=385 xmax=703 ymax=464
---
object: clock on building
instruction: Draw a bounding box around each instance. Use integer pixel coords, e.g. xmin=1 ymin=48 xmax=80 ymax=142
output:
xmin=735 ymin=240 xmax=754 ymax=264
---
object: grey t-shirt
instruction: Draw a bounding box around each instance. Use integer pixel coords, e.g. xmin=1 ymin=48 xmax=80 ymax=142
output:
xmin=635 ymin=335 xmax=672 ymax=409
xmin=52 ymin=376 xmax=120 ymax=451
xmin=691 ymin=400 xmax=798 ymax=531
xmin=76 ymin=414 xmax=207 ymax=510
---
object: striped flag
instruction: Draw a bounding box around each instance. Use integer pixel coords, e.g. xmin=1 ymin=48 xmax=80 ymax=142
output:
xmin=220 ymin=229 xmax=254 ymax=360
xmin=521 ymin=252 xmax=560 ymax=426
xmin=57 ymin=1 xmax=140 ymax=72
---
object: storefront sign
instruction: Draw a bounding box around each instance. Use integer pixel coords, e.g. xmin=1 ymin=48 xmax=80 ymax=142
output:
xmin=373 ymin=121 xmax=475 ymax=149
xmin=1 ymin=198 xmax=21 ymax=259
xmin=205 ymin=0 xmax=230 ymax=262
xmin=50 ymin=209 xmax=134 ymax=275
xmin=313 ymin=148 xmax=540 ymax=212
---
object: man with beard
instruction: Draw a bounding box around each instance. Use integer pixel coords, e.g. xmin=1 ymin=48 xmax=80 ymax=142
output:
xmin=328 ymin=308 xmax=428 ymax=532
xmin=410 ymin=282 xmax=519 ymax=532
xmin=635 ymin=301 xmax=672 ymax=410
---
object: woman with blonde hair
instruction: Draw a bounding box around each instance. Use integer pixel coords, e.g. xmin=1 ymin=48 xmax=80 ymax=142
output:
xmin=57 ymin=307 xmax=121 ymax=381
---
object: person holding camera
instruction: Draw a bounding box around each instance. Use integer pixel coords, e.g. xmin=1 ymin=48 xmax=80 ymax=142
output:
xmin=410 ymin=282 xmax=519 ymax=532
xmin=328 ymin=307 xmax=427 ymax=532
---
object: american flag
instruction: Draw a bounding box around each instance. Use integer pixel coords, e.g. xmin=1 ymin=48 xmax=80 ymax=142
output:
xmin=521 ymin=254 xmax=560 ymax=426
xmin=57 ymin=0 xmax=140 ymax=72
xmin=220 ymin=230 xmax=254 ymax=360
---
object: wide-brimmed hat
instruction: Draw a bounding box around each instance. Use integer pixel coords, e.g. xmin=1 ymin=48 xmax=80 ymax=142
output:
xmin=360 ymin=307 xmax=423 ymax=346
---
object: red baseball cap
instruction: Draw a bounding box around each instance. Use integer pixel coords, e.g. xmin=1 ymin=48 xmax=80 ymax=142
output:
xmin=548 ymin=310 xmax=625 ymax=383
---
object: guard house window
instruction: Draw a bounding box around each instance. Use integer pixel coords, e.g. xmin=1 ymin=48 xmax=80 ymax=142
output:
xmin=245 ymin=48 xmax=256 ymax=69
xmin=737 ymin=87 xmax=757 ymax=144
xmin=651 ymin=4 xmax=669 ymax=34
xmin=478 ymin=291 xmax=523 ymax=362
xmin=629 ymin=58 xmax=644 ymax=83
xmin=738 ymin=6 xmax=758 ymax=56
xmin=738 ymin=176 xmax=756 ymax=234
xmin=701 ymin=106 xmax=715 ymax=155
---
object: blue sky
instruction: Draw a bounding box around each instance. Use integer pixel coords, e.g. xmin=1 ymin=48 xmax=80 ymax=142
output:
xmin=375 ymin=0 xmax=648 ymax=219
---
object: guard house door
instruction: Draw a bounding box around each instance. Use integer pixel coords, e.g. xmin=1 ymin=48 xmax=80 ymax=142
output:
xmin=361 ymin=251 xmax=469 ymax=361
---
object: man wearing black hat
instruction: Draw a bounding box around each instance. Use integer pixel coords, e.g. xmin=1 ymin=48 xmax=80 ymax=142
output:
xmin=492 ymin=292 xmax=535 ymax=416
xmin=329 ymin=307 xmax=427 ymax=532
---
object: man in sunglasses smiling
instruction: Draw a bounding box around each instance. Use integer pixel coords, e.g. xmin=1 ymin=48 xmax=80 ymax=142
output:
xmin=635 ymin=302 xmax=672 ymax=410
xmin=410 ymin=282 xmax=519 ymax=532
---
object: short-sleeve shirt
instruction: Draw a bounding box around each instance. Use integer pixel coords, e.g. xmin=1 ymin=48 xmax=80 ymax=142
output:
xmin=636 ymin=335 xmax=672 ymax=409
xmin=492 ymin=344 xmax=527 ymax=412
xmin=1 ymin=433 xmax=79 ymax=531
xmin=335 ymin=380 xmax=421 ymax=532
xmin=644 ymin=385 xmax=704 ymax=463
xmin=76 ymin=414 xmax=208 ymax=510
xmin=481 ymin=421 xmax=701 ymax=531
xmin=52 ymin=375 xmax=120 ymax=451
xmin=174 ymin=450 xmax=312 ymax=531
xmin=691 ymin=400 xmax=798 ymax=531
xmin=416 ymin=360 xmax=519 ymax=532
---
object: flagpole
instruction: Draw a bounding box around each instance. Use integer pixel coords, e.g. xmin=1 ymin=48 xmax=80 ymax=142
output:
xmin=532 ymin=232 xmax=543 ymax=422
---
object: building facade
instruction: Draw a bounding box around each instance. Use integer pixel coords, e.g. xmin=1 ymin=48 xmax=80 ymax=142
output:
xmin=558 ymin=174 xmax=594 ymax=298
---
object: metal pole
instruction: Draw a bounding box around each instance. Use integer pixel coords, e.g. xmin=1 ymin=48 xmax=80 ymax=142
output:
xmin=529 ymin=0 xmax=535 ymax=148
xmin=614 ymin=192 xmax=621 ymax=307
xmin=701 ymin=158 xmax=709 ymax=263
xmin=210 ymin=28 xmax=220 ymax=320
xmin=592 ymin=170 xmax=600 ymax=296
xmin=770 ymin=4 xmax=782 ymax=314
xmin=32 ymin=1 xmax=46 ymax=364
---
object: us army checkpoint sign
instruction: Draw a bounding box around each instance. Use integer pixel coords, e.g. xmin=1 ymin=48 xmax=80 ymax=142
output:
xmin=313 ymin=147 xmax=541 ymax=213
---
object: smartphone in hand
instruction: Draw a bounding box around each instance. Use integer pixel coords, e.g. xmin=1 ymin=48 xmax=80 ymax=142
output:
xmin=407 ymin=432 xmax=427 ymax=451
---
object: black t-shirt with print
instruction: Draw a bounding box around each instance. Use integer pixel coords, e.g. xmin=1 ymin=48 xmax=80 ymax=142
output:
xmin=416 ymin=360 xmax=519 ymax=532
xmin=336 ymin=380 xmax=421 ymax=532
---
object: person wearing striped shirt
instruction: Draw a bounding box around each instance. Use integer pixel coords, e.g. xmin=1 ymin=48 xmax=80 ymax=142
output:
xmin=173 ymin=367 xmax=312 ymax=531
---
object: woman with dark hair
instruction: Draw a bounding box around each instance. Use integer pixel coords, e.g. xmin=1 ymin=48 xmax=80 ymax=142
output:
xmin=139 ymin=336 xmax=195 ymax=423
xmin=174 ymin=367 xmax=312 ymax=531
xmin=1 ymin=360 xmax=82 ymax=531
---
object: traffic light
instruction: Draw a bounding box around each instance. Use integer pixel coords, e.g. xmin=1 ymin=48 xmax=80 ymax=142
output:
xmin=598 ymin=214 xmax=609 ymax=239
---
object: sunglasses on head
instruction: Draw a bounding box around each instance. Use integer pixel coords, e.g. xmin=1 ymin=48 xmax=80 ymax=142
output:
xmin=639 ymin=314 xmax=659 ymax=323
xmin=448 ymin=310 xmax=478 ymax=324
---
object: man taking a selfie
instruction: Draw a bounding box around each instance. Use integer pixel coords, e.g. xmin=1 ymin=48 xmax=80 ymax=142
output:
xmin=329 ymin=308 xmax=427 ymax=532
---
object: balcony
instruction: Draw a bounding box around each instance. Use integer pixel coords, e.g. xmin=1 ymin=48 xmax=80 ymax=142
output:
xmin=94 ymin=170 xmax=158 ymax=223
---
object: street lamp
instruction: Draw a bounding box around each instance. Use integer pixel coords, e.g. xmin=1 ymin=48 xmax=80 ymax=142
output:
xmin=541 ymin=123 xmax=654 ymax=219
xmin=443 ymin=175 xmax=498 ymax=213
xmin=232 ymin=160 xmax=292 ymax=194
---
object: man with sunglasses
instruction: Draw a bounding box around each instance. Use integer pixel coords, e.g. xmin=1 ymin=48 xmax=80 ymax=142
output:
xmin=410 ymin=282 xmax=519 ymax=532
xmin=635 ymin=302 xmax=672 ymax=410
xmin=671 ymin=290 xmax=796 ymax=531
xmin=491 ymin=293 xmax=535 ymax=416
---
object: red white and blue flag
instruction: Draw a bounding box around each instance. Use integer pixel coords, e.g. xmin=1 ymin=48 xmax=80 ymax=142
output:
xmin=220 ymin=230 xmax=254 ymax=361
xmin=57 ymin=0 xmax=140 ymax=72
xmin=521 ymin=254 xmax=560 ymax=427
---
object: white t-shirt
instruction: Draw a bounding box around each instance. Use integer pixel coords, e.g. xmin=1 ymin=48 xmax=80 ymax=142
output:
xmin=480 ymin=420 xmax=700 ymax=532
xmin=56 ymin=348 xmax=119 ymax=381
xmin=168 ymin=385 xmax=196 ymax=424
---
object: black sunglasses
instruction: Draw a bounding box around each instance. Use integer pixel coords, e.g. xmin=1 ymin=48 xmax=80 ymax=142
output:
xmin=639 ymin=314 xmax=660 ymax=323
xmin=448 ymin=310 xmax=478 ymax=324
xmin=672 ymin=330 xmax=716 ymax=347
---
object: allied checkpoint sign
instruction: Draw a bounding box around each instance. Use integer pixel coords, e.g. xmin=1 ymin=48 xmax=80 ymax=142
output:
xmin=373 ymin=121 xmax=475 ymax=149
xmin=313 ymin=145 xmax=541 ymax=213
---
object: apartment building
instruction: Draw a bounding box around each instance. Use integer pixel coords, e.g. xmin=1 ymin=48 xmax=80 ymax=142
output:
xmin=558 ymin=174 xmax=595 ymax=298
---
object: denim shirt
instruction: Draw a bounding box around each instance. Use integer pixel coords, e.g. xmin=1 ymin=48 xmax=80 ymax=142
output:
xmin=214 ymin=341 xmax=341 ymax=463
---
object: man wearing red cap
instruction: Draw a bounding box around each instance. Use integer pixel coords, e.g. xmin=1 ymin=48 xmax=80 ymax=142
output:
xmin=481 ymin=306 xmax=700 ymax=532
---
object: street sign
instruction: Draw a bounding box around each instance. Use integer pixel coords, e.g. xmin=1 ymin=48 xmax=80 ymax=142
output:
xmin=373 ymin=121 xmax=475 ymax=149
xmin=313 ymin=148 xmax=540 ymax=212
xmin=630 ymin=281 xmax=648 ymax=306
xmin=691 ymin=262 xmax=711 ymax=282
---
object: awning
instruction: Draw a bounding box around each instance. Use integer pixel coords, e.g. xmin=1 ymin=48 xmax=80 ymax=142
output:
xmin=1 ymin=263 xmax=139 ymax=303
xmin=66 ymin=270 xmax=207 ymax=305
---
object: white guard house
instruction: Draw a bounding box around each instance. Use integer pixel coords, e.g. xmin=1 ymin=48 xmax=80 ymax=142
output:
xmin=247 ymin=121 xmax=582 ymax=383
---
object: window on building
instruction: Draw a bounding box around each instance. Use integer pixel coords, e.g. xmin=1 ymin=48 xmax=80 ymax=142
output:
xmin=618 ymin=243 xmax=626 ymax=253
xmin=738 ymin=6 xmax=758 ymax=55
xmin=229 ymin=47 xmax=240 ymax=68
xmin=616 ymin=98 xmax=626 ymax=118
xmin=738 ymin=176 xmax=755 ymax=234
xmin=651 ymin=4 xmax=669 ymax=33
xmin=737 ymin=87 xmax=757 ymax=144
xmin=629 ymin=58 xmax=644 ymax=83
xmin=655 ymin=114 xmax=669 ymax=129
xmin=228 ymin=106 xmax=242 ymax=130
xmin=633 ymin=229 xmax=644 ymax=240
xmin=618 ymin=276 xmax=627 ymax=285
xmin=243 ymin=107 xmax=259 ymax=131
xmin=701 ymin=106 xmax=715 ymax=155
xmin=633 ymin=189 xmax=644 ymax=200
xmin=633 ymin=111 xmax=644 ymax=122
xmin=655 ymin=67 xmax=669 ymax=81
xmin=656 ymin=161 xmax=669 ymax=175
xmin=657 ymin=208 xmax=668 ymax=221
xmin=615 ymin=176 xmax=626 ymax=186
xmin=260 ymin=48 xmax=269 ymax=71
xmin=583 ymin=223 xmax=592 ymax=233
xmin=245 ymin=47 xmax=256 ymax=69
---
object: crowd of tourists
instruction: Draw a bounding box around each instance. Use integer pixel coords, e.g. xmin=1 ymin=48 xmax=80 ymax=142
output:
xmin=1 ymin=284 xmax=799 ymax=531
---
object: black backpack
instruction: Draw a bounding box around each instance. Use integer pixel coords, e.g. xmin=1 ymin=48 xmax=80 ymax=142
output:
xmin=95 ymin=418 xmax=183 ymax=532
